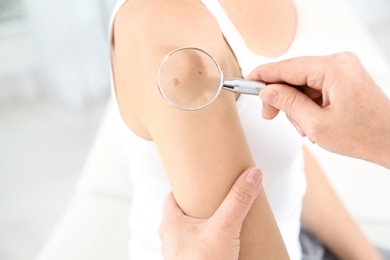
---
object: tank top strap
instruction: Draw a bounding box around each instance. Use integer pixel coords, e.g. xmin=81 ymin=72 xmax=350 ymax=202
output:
xmin=109 ymin=0 xmax=127 ymax=45
xmin=109 ymin=0 xmax=127 ymax=106
xmin=199 ymin=0 xmax=253 ymax=66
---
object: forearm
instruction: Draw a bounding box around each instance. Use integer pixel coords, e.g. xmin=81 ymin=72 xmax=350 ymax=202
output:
xmin=359 ymin=92 xmax=390 ymax=169
xmin=375 ymin=141 xmax=390 ymax=170
xmin=301 ymin=147 xmax=382 ymax=260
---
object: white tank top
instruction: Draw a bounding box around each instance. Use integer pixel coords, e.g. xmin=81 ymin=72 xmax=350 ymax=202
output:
xmin=110 ymin=1 xmax=307 ymax=259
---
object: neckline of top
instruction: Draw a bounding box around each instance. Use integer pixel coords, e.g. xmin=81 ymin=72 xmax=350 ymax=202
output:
xmin=199 ymin=0 xmax=300 ymax=61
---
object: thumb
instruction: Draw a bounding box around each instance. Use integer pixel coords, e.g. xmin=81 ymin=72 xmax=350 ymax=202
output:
xmin=212 ymin=168 xmax=262 ymax=231
xmin=260 ymin=84 xmax=322 ymax=131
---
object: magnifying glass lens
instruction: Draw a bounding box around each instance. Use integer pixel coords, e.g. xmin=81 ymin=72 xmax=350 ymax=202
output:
xmin=158 ymin=48 xmax=221 ymax=110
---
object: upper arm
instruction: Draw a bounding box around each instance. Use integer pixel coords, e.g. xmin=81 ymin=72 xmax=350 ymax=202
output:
xmin=113 ymin=0 xmax=254 ymax=217
xmin=112 ymin=2 xmax=288 ymax=258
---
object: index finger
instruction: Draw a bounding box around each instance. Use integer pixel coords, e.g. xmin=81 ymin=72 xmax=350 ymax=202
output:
xmin=247 ymin=55 xmax=332 ymax=91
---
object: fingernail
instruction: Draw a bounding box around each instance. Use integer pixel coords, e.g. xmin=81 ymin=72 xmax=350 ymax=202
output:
xmin=260 ymin=89 xmax=279 ymax=105
xmin=246 ymin=168 xmax=262 ymax=186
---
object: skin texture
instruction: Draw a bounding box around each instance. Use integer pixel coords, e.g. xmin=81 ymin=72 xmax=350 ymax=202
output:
xmin=248 ymin=53 xmax=390 ymax=169
xmin=112 ymin=0 xmax=289 ymax=258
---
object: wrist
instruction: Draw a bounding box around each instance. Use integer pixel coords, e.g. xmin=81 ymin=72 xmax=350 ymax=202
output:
xmin=377 ymin=139 xmax=390 ymax=169
xmin=363 ymin=113 xmax=390 ymax=169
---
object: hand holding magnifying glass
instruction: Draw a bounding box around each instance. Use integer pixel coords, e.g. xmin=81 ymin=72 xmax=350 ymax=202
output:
xmin=157 ymin=47 xmax=265 ymax=111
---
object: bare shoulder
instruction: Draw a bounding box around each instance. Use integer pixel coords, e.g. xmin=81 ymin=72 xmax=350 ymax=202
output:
xmin=113 ymin=0 xmax=224 ymax=57
xmin=112 ymin=1 xmax=259 ymax=227
xmin=111 ymin=0 xmax=234 ymax=139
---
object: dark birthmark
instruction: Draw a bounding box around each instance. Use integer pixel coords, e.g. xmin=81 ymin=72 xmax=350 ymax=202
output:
xmin=198 ymin=71 xmax=202 ymax=75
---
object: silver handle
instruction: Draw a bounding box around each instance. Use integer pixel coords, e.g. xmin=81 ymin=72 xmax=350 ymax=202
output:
xmin=223 ymin=79 xmax=265 ymax=95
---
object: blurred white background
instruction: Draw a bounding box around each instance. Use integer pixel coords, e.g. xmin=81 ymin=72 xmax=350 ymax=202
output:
xmin=0 ymin=0 xmax=117 ymax=259
xmin=0 ymin=0 xmax=389 ymax=259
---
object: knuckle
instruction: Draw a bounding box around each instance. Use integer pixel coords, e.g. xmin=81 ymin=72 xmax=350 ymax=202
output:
xmin=343 ymin=51 xmax=358 ymax=60
xmin=279 ymin=58 xmax=292 ymax=70
xmin=332 ymin=52 xmax=358 ymax=67
xmin=306 ymin=65 xmax=326 ymax=90
xmin=233 ymin=185 xmax=254 ymax=206
xmin=304 ymin=114 xmax=323 ymax=142
xmin=331 ymin=52 xmax=348 ymax=61
xmin=283 ymin=91 xmax=300 ymax=117
xmin=306 ymin=70 xmax=325 ymax=89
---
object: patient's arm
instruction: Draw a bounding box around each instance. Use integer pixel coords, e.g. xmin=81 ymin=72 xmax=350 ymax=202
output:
xmin=302 ymin=147 xmax=382 ymax=260
xmin=112 ymin=1 xmax=288 ymax=259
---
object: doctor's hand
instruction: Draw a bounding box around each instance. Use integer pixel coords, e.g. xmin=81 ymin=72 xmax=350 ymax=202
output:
xmin=159 ymin=168 xmax=262 ymax=260
xmin=248 ymin=52 xmax=390 ymax=169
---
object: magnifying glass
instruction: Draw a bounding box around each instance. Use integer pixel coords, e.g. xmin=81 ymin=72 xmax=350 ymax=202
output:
xmin=157 ymin=47 xmax=266 ymax=111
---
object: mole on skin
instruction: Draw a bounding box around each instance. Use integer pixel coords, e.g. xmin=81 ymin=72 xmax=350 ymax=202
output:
xmin=174 ymin=78 xmax=179 ymax=87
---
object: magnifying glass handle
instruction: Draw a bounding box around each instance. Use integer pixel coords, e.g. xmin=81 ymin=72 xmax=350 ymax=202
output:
xmin=223 ymin=79 xmax=266 ymax=95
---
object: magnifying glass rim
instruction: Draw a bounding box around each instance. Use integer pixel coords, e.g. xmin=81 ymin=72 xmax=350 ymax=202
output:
xmin=157 ymin=46 xmax=224 ymax=111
